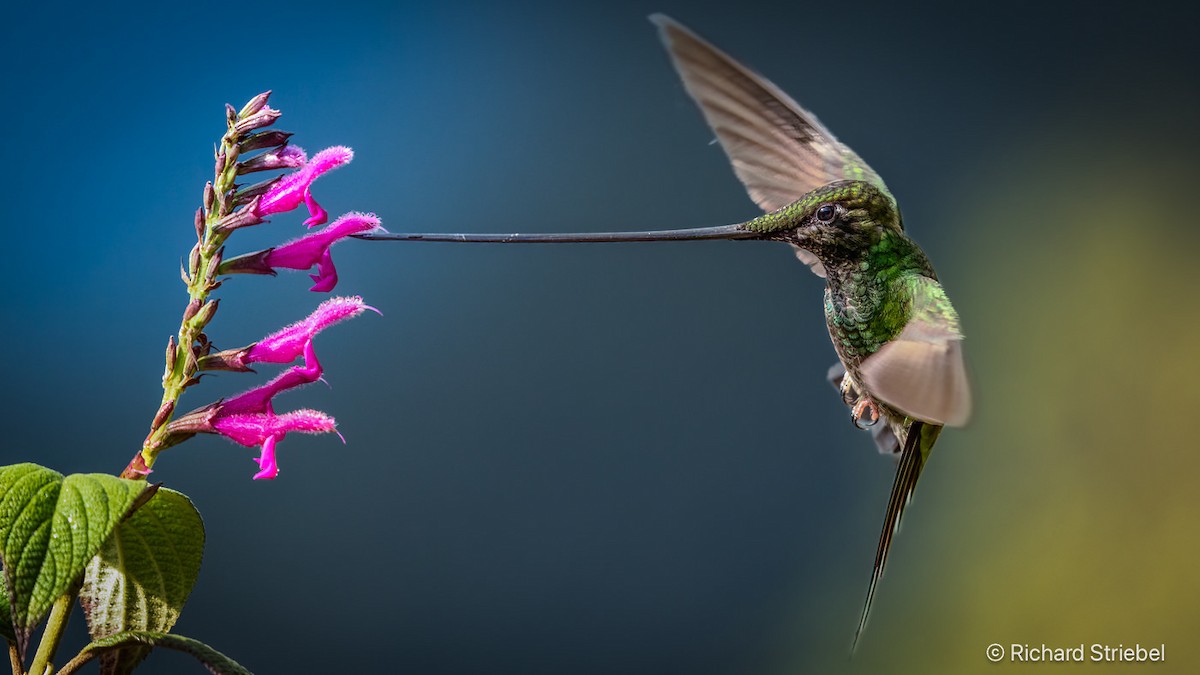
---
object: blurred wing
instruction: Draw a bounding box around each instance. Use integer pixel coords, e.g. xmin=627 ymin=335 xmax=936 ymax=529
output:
xmin=860 ymin=276 xmax=971 ymax=426
xmin=652 ymin=15 xmax=894 ymax=277
xmin=852 ymin=420 xmax=940 ymax=651
xmin=791 ymin=245 xmax=827 ymax=278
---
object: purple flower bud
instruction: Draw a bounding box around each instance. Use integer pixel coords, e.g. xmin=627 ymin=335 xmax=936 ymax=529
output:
xmin=217 ymin=249 xmax=274 ymax=277
xmin=262 ymin=212 xmax=382 ymax=292
xmin=239 ymin=130 xmax=294 ymax=153
xmin=192 ymin=299 xmax=220 ymax=326
xmin=237 ymin=91 xmax=273 ymax=119
xmin=237 ymin=145 xmax=308 ymax=175
xmin=253 ymin=146 xmax=353 ymax=227
xmin=233 ymin=105 xmax=282 ymax=135
xmin=213 ymin=200 xmax=266 ymax=233
xmin=233 ymin=175 xmax=283 ymax=207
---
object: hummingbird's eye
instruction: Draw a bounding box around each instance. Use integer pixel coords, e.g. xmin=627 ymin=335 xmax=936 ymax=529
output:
xmin=816 ymin=204 xmax=837 ymax=223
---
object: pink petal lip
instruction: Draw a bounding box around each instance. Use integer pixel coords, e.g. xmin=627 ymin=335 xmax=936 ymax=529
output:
xmin=252 ymin=435 xmax=281 ymax=480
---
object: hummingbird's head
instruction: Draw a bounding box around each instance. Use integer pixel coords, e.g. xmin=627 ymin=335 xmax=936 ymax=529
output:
xmin=740 ymin=180 xmax=901 ymax=262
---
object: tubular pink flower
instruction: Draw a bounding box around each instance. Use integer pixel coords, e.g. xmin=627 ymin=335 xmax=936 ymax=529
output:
xmin=209 ymin=343 xmax=339 ymax=479
xmin=198 ymin=296 xmax=379 ymax=372
xmin=212 ymin=408 xmax=336 ymax=448
xmin=219 ymin=342 xmax=323 ymax=415
xmin=253 ymin=145 xmax=354 ymax=226
xmin=247 ymin=296 xmax=377 ymax=363
xmin=214 ymin=410 xmax=338 ymax=480
xmin=264 ymin=212 xmax=382 ymax=292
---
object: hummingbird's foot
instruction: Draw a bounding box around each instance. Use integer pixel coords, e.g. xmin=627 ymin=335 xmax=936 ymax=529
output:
xmin=851 ymin=398 xmax=881 ymax=429
xmin=839 ymin=373 xmax=859 ymax=406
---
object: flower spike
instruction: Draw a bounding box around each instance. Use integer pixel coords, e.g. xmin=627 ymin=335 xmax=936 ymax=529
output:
xmin=124 ymin=93 xmax=377 ymax=482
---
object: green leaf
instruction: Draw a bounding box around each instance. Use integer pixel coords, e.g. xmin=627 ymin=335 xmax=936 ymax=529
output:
xmin=58 ymin=631 xmax=252 ymax=675
xmin=0 ymin=463 xmax=150 ymax=657
xmin=80 ymin=488 xmax=205 ymax=675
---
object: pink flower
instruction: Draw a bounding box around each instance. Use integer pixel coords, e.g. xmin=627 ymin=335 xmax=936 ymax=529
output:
xmin=253 ymin=146 xmax=354 ymax=227
xmin=271 ymin=212 xmax=383 ymax=291
xmin=219 ymin=212 xmax=381 ymax=292
xmin=207 ymin=343 xmax=341 ymax=479
xmin=248 ymin=295 xmax=379 ymax=362
xmin=214 ymin=410 xmax=337 ymax=479
xmin=218 ymin=342 xmax=323 ymax=415
xmin=203 ymin=296 xmax=378 ymax=371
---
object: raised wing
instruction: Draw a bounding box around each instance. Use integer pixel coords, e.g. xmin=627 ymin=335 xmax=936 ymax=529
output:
xmin=860 ymin=276 xmax=971 ymax=426
xmin=652 ymin=15 xmax=894 ymax=276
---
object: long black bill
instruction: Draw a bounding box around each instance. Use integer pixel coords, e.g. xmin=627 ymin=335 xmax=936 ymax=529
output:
xmin=352 ymin=224 xmax=755 ymax=244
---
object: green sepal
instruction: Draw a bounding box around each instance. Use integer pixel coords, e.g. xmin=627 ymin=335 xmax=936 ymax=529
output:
xmin=57 ymin=631 xmax=252 ymax=675
xmin=0 ymin=463 xmax=151 ymax=658
xmin=80 ymin=488 xmax=205 ymax=675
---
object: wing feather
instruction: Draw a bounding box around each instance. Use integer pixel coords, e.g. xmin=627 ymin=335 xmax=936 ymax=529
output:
xmin=860 ymin=277 xmax=971 ymax=426
xmin=652 ymin=15 xmax=892 ymax=214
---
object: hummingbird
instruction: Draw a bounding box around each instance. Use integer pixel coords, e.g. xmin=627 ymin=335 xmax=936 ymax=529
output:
xmin=359 ymin=15 xmax=971 ymax=649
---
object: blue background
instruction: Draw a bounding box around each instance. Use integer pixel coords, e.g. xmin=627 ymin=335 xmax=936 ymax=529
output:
xmin=3 ymin=1 xmax=1200 ymax=673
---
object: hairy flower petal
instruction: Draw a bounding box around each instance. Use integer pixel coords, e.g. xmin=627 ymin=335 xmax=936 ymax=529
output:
xmin=220 ymin=343 xmax=323 ymax=415
xmin=245 ymin=296 xmax=377 ymax=365
xmin=213 ymin=409 xmax=337 ymax=449
xmin=264 ymin=212 xmax=381 ymax=292
xmin=253 ymin=145 xmax=353 ymax=226
xmin=206 ymin=341 xmax=341 ymax=478
xmin=213 ymin=409 xmax=338 ymax=480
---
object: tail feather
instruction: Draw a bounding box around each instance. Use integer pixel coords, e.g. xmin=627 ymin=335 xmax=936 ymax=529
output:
xmin=851 ymin=420 xmax=940 ymax=652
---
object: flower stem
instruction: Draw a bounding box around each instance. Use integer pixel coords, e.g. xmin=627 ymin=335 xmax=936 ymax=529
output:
xmin=26 ymin=591 xmax=74 ymax=675
xmin=120 ymin=108 xmax=252 ymax=479
xmin=8 ymin=642 xmax=21 ymax=675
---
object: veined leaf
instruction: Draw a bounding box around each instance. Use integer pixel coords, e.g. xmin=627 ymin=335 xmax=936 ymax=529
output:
xmin=0 ymin=464 xmax=150 ymax=657
xmin=80 ymin=488 xmax=205 ymax=675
